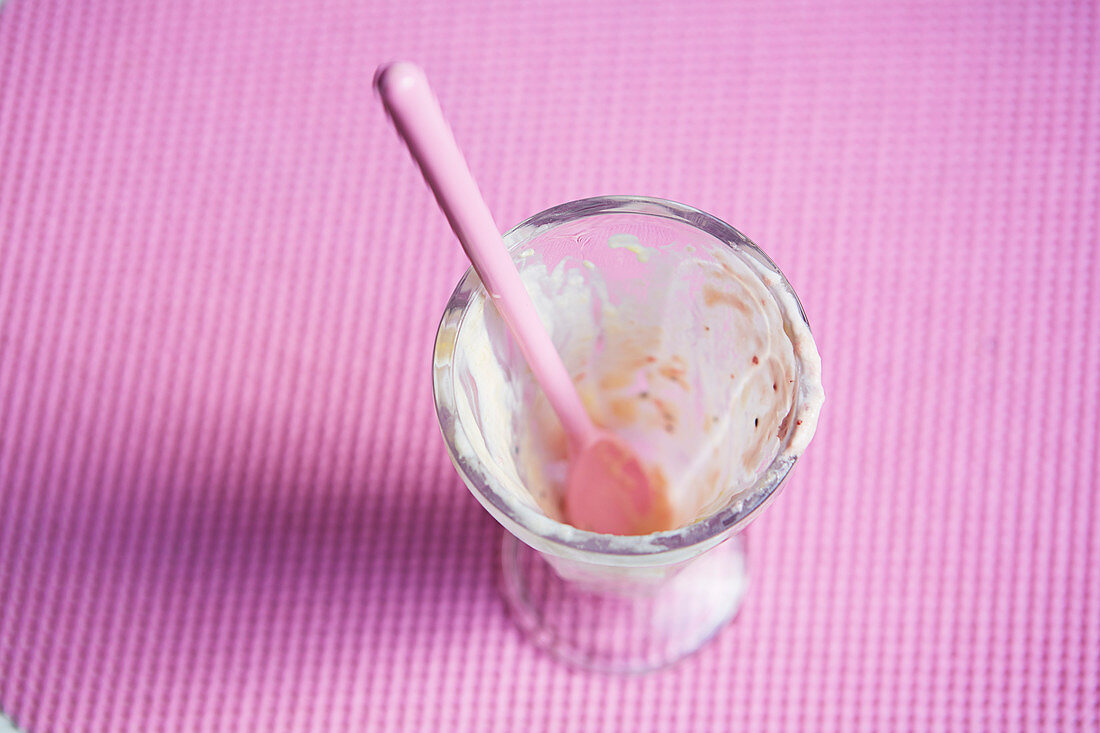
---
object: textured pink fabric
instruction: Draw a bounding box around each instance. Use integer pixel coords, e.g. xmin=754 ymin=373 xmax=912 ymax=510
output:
xmin=1 ymin=0 xmax=1098 ymax=730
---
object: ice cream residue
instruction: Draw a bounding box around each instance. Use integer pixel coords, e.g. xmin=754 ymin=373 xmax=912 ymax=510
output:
xmin=449 ymin=213 xmax=824 ymax=533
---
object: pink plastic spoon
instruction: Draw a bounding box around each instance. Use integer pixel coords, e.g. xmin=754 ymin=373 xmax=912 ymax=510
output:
xmin=375 ymin=61 xmax=671 ymax=535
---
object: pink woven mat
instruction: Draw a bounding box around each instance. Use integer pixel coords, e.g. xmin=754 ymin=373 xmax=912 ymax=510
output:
xmin=1 ymin=0 xmax=1098 ymax=730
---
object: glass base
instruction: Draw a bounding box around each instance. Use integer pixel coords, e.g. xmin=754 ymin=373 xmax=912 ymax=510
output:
xmin=499 ymin=532 xmax=748 ymax=673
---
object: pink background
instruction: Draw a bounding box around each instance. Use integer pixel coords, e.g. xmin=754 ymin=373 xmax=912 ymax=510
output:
xmin=1 ymin=0 xmax=1098 ymax=730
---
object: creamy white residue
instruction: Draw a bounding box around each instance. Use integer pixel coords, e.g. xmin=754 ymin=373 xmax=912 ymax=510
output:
xmin=451 ymin=222 xmax=823 ymax=533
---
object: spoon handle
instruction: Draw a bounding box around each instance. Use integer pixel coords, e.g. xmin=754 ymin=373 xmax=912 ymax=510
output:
xmin=376 ymin=62 xmax=597 ymax=449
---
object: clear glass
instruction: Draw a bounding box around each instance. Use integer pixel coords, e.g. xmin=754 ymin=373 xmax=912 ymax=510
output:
xmin=432 ymin=196 xmax=813 ymax=673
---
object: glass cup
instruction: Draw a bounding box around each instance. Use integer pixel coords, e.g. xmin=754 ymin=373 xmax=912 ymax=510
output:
xmin=432 ymin=196 xmax=815 ymax=673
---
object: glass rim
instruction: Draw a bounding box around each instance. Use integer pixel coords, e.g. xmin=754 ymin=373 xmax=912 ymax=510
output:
xmin=432 ymin=195 xmax=809 ymax=559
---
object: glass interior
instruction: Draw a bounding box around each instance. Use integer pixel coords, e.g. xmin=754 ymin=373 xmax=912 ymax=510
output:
xmin=432 ymin=196 xmax=811 ymax=569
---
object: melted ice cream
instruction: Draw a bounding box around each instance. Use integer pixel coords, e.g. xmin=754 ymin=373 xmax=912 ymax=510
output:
xmin=450 ymin=215 xmax=823 ymax=533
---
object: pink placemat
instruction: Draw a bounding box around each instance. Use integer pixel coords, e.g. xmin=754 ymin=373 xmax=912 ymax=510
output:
xmin=1 ymin=0 xmax=1097 ymax=730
